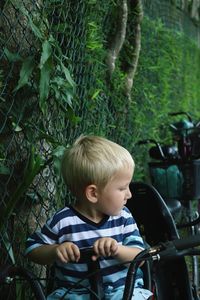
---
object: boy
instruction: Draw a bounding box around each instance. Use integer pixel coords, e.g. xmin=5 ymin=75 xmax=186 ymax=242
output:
xmin=26 ymin=135 xmax=152 ymax=299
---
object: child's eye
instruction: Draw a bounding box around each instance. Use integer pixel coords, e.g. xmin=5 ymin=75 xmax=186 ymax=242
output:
xmin=119 ymin=187 xmax=126 ymax=191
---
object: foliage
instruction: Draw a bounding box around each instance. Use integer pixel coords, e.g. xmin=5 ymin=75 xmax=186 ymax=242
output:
xmin=130 ymin=17 xmax=200 ymax=180
xmin=0 ymin=1 xmax=78 ymax=234
xmin=5 ymin=5 xmax=76 ymax=116
xmin=82 ymin=13 xmax=200 ymax=181
xmin=56 ymin=0 xmax=200 ymax=184
xmin=1 ymin=2 xmax=200 ymax=272
xmin=2 ymin=4 xmax=200 ymax=201
xmin=0 ymin=147 xmax=45 ymax=232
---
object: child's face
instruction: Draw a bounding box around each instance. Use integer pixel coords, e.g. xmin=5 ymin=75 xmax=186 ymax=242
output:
xmin=96 ymin=166 xmax=133 ymax=216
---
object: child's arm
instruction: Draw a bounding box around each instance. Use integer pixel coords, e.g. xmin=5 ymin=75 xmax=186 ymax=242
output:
xmin=26 ymin=242 xmax=80 ymax=265
xmin=115 ymin=244 xmax=142 ymax=263
xmin=27 ymin=244 xmax=58 ymax=265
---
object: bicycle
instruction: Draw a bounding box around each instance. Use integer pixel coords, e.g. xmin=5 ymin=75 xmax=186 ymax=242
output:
xmin=1 ymin=180 xmax=200 ymax=299
xmin=1 ymin=234 xmax=200 ymax=300
xmin=137 ymin=111 xmax=200 ymax=298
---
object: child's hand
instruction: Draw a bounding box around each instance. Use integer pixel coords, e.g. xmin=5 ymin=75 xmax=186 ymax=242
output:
xmin=92 ymin=238 xmax=118 ymax=261
xmin=55 ymin=242 xmax=80 ymax=263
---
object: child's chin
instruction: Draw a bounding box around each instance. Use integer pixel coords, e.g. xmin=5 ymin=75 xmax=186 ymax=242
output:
xmin=110 ymin=209 xmax=123 ymax=216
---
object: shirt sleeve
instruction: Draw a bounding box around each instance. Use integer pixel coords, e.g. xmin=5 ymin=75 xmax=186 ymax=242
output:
xmin=25 ymin=214 xmax=59 ymax=255
xmin=122 ymin=206 xmax=145 ymax=250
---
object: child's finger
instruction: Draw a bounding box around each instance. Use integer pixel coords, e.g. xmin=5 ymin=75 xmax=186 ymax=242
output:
xmin=111 ymin=241 xmax=118 ymax=251
xmin=71 ymin=244 xmax=80 ymax=262
xmin=56 ymin=248 xmax=69 ymax=263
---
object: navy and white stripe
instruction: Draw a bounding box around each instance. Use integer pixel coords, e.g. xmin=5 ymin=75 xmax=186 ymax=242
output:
xmin=26 ymin=206 xmax=144 ymax=291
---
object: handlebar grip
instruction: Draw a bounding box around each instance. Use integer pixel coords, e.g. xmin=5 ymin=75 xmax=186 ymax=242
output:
xmin=79 ymin=248 xmax=95 ymax=263
xmin=173 ymin=234 xmax=200 ymax=250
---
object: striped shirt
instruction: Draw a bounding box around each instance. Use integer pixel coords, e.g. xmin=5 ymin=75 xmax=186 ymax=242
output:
xmin=26 ymin=206 xmax=145 ymax=294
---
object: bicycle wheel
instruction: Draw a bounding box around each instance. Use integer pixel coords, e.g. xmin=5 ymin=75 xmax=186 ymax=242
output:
xmin=0 ymin=264 xmax=46 ymax=300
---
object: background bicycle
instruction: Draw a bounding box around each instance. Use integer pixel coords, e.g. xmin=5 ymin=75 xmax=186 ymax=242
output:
xmin=137 ymin=111 xmax=200 ymax=298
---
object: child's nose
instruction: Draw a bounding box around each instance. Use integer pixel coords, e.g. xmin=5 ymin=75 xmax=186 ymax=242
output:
xmin=126 ymin=187 xmax=132 ymax=199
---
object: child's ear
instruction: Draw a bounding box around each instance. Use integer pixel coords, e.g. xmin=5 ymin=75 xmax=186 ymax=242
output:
xmin=85 ymin=184 xmax=98 ymax=203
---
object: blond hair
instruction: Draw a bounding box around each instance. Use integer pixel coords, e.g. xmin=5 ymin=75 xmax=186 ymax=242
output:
xmin=61 ymin=135 xmax=134 ymax=199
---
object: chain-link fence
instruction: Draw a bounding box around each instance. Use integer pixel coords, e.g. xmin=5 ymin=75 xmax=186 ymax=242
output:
xmin=0 ymin=0 xmax=200 ymax=298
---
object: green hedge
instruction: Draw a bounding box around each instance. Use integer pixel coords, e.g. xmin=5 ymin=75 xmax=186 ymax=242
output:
xmin=108 ymin=17 xmax=200 ymax=181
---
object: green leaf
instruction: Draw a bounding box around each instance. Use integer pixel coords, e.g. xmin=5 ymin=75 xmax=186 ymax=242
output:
xmin=52 ymin=76 xmax=65 ymax=87
xmin=3 ymin=48 xmax=22 ymax=62
xmin=12 ymin=122 xmax=23 ymax=132
xmin=39 ymin=59 xmax=52 ymax=113
xmin=65 ymin=91 xmax=73 ymax=107
xmin=27 ymin=16 xmax=44 ymax=40
xmin=2 ymin=232 xmax=15 ymax=264
xmin=91 ymin=89 xmax=101 ymax=100
xmin=39 ymin=40 xmax=52 ymax=69
xmin=52 ymin=146 xmax=65 ymax=177
xmin=65 ymin=106 xmax=81 ymax=124
xmin=13 ymin=4 xmax=45 ymax=40
xmin=14 ymin=56 xmax=35 ymax=91
xmin=60 ymin=62 xmax=75 ymax=88
xmin=52 ymin=145 xmax=66 ymax=158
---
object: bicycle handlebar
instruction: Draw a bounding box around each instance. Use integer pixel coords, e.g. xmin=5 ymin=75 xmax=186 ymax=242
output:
xmin=137 ymin=111 xmax=200 ymax=161
xmin=172 ymin=234 xmax=200 ymax=250
xmin=148 ymin=234 xmax=200 ymax=262
xmin=168 ymin=111 xmax=193 ymax=122
xmin=79 ymin=248 xmax=95 ymax=262
xmin=137 ymin=139 xmax=167 ymax=160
